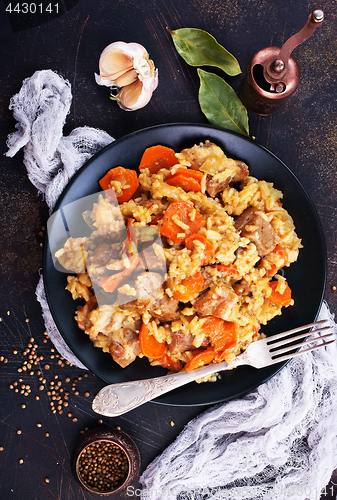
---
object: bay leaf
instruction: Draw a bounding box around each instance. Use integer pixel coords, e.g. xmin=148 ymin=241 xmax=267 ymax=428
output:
xmin=198 ymin=69 xmax=249 ymax=136
xmin=168 ymin=27 xmax=241 ymax=76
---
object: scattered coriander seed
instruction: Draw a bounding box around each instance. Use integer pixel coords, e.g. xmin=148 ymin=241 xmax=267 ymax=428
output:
xmin=170 ymin=421 xmax=175 ymax=426
xmin=13 ymin=350 xmax=17 ymax=355
xmin=84 ymin=392 xmax=90 ymax=398
xmin=17 ymin=430 xmax=22 ymax=434
xmin=72 ymin=418 xmax=78 ymax=423
xmin=19 ymin=459 xmax=23 ymax=464
xmin=45 ymin=432 xmax=49 ymax=437
xmin=332 ymin=285 xmax=336 ymax=291
xmin=25 ymin=318 xmax=30 ymax=323
xmin=9 ymin=384 xmax=14 ymax=390
xmin=21 ymin=404 xmax=26 ymax=409
xmin=43 ymin=338 xmax=48 ymax=343
xmin=0 ymin=447 xmax=4 ymax=451
xmin=44 ymin=364 xmax=50 ymax=370
xmin=35 ymin=396 xmax=40 ymax=401
xmin=39 ymin=385 xmax=44 ymax=391
xmin=68 ymin=412 xmax=73 ymax=418
xmin=98 ymin=419 xmax=103 ymax=425
xmin=37 ymin=423 xmax=42 ymax=428
xmin=75 ymin=391 xmax=79 ymax=396
xmin=45 ymin=477 xmax=50 ymax=483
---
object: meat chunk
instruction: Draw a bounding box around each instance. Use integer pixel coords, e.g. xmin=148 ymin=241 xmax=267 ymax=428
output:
xmin=118 ymin=272 xmax=180 ymax=321
xmin=169 ymin=330 xmax=209 ymax=355
xmin=149 ymin=293 xmax=180 ymax=322
xmin=109 ymin=327 xmax=141 ymax=368
xmin=192 ymin=284 xmax=239 ymax=320
xmin=206 ymin=160 xmax=249 ymax=197
xmin=89 ymin=242 xmax=120 ymax=266
xmin=234 ymin=207 xmax=277 ymax=257
xmin=140 ymin=198 xmax=168 ymax=216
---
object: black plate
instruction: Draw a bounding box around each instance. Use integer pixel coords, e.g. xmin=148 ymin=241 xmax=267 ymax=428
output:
xmin=43 ymin=123 xmax=326 ymax=406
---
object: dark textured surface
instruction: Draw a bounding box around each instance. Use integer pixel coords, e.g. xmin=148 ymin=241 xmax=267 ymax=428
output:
xmin=0 ymin=0 xmax=336 ymax=498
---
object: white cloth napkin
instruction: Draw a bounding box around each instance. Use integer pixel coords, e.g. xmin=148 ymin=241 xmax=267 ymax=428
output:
xmin=6 ymin=70 xmax=337 ymax=500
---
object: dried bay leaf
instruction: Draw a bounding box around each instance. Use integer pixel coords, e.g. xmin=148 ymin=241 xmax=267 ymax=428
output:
xmin=198 ymin=69 xmax=249 ymax=136
xmin=168 ymin=27 xmax=241 ymax=76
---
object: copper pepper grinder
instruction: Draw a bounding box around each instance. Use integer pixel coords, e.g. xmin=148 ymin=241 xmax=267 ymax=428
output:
xmin=240 ymin=9 xmax=324 ymax=115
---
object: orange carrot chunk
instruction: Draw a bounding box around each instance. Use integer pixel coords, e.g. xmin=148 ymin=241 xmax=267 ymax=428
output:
xmin=185 ymin=348 xmax=217 ymax=372
xmin=172 ymin=271 xmax=204 ymax=302
xmin=139 ymin=323 xmax=167 ymax=359
xmin=139 ymin=145 xmax=177 ymax=174
xmin=202 ymin=317 xmax=237 ymax=352
xmin=185 ymin=234 xmax=214 ymax=265
xmin=268 ymin=280 xmax=292 ymax=306
xmin=100 ymin=254 xmax=140 ymax=293
xmin=160 ymin=201 xmax=205 ymax=244
xmin=167 ymin=167 xmax=203 ymax=181
xmin=99 ymin=166 xmax=139 ymax=203
xmin=166 ymin=173 xmax=201 ymax=192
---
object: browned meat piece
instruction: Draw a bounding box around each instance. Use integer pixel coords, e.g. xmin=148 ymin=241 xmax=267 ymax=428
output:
xmin=206 ymin=160 xmax=249 ymax=197
xmin=109 ymin=327 xmax=141 ymax=368
xmin=234 ymin=207 xmax=277 ymax=257
xmin=140 ymin=198 xmax=168 ymax=216
xmin=89 ymin=242 xmax=120 ymax=266
xmin=149 ymin=293 xmax=180 ymax=322
xmin=75 ymin=295 xmax=98 ymax=331
xmin=169 ymin=330 xmax=209 ymax=355
xmin=232 ymin=160 xmax=249 ymax=183
xmin=139 ymin=244 xmax=167 ymax=274
xmin=192 ymin=284 xmax=239 ymax=320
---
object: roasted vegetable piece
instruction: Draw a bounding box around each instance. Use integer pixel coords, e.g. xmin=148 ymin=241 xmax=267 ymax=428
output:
xmin=202 ymin=317 xmax=236 ymax=351
xmin=185 ymin=233 xmax=214 ymax=265
xmin=268 ymin=280 xmax=292 ymax=306
xmin=160 ymin=201 xmax=205 ymax=243
xmin=99 ymin=166 xmax=139 ymax=203
xmin=139 ymin=322 xmax=167 ymax=359
xmin=100 ymin=254 xmax=140 ymax=293
xmin=185 ymin=348 xmax=217 ymax=371
xmin=172 ymin=271 xmax=205 ymax=302
xmin=139 ymin=145 xmax=177 ymax=174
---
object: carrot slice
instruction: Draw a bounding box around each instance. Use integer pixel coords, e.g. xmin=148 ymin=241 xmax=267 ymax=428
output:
xmin=172 ymin=271 xmax=204 ymax=302
xmin=166 ymin=173 xmax=201 ymax=192
xmin=185 ymin=348 xmax=216 ymax=372
xmin=100 ymin=254 xmax=140 ymax=293
xmin=160 ymin=201 xmax=205 ymax=244
xmin=156 ymin=353 xmax=182 ymax=372
xmin=139 ymin=323 xmax=167 ymax=359
xmin=167 ymin=167 xmax=203 ymax=181
xmin=202 ymin=317 xmax=237 ymax=352
xmin=268 ymin=280 xmax=292 ymax=306
xmin=139 ymin=145 xmax=177 ymax=174
xmin=99 ymin=166 xmax=139 ymax=203
xmin=185 ymin=234 xmax=214 ymax=265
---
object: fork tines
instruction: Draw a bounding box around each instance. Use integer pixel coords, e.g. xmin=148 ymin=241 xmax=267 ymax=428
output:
xmin=267 ymin=319 xmax=336 ymax=362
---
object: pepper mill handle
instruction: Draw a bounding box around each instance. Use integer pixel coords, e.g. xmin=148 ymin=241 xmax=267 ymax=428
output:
xmin=266 ymin=10 xmax=325 ymax=82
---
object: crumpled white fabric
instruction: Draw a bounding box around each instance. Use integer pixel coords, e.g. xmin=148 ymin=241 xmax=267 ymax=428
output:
xmin=6 ymin=70 xmax=337 ymax=499
xmin=139 ymin=302 xmax=337 ymax=500
xmin=6 ymin=69 xmax=114 ymax=366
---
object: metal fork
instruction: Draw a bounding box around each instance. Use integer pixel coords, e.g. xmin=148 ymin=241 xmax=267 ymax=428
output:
xmin=92 ymin=319 xmax=335 ymax=416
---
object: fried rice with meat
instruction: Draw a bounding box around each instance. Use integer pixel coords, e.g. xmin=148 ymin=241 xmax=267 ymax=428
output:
xmin=55 ymin=141 xmax=302 ymax=374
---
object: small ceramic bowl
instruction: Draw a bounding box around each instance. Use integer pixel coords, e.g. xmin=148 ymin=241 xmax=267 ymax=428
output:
xmin=71 ymin=426 xmax=141 ymax=496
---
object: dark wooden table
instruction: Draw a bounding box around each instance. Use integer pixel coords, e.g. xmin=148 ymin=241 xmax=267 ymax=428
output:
xmin=0 ymin=0 xmax=336 ymax=498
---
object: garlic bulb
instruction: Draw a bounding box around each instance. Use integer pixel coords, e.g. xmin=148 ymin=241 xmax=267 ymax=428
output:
xmin=95 ymin=41 xmax=158 ymax=111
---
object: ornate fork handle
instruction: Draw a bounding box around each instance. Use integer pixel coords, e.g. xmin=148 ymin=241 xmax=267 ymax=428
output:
xmin=92 ymin=357 xmax=245 ymax=417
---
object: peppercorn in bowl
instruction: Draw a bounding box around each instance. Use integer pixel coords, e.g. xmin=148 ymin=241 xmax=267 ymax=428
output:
xmin=71 ymin=426 xmax=140 ymax=495
xmin=44 ymin=123 xmax=326 ymax=406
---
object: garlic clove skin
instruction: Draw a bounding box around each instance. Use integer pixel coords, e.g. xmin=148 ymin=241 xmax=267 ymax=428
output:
xmin=95 ymin=41 xmax=158 ymax=110
xmin=117 ymin=69 xmax=158 ymax=111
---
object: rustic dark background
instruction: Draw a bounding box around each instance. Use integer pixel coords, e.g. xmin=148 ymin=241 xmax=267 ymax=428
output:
xmin=0 ymin=0 xmax=336 ymax=498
